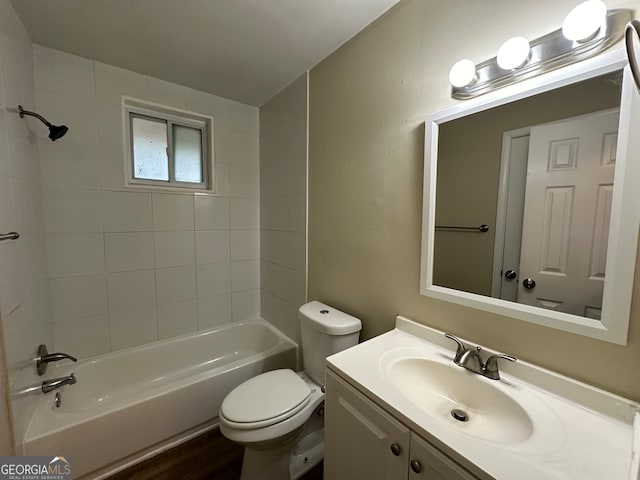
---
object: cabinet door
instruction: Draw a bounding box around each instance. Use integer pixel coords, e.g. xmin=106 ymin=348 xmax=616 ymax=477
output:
xmin=408 ymin=433 xmax=480 ymax=480
xmin=325 ymin=370 xmax=410 ymax=480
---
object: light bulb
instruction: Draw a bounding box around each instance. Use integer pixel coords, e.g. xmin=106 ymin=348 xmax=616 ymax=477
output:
xmin=497 ymin=37 xmax=531 ymax=70
xmin=562 ymin=0 xmax=607 ymax=42
xmin=448 ymin=59 xmax=477 ymax=88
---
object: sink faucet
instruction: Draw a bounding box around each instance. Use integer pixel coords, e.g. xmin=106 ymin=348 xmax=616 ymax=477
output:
xmin=42 ymin=373 xmax=76 ymax=393
xmin=445 ymin=333 xmax=516 ymax=380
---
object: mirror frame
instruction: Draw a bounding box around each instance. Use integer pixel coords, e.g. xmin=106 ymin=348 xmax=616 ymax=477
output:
xmin=420 ymin=48 xmax=640 ymax=345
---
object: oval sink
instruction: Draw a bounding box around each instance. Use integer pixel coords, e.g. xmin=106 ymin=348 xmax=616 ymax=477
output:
xmin=386 ymin=358 xmax=533 ymax=444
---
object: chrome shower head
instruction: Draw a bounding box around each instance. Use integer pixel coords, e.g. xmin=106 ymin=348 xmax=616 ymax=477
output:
xmin=18 ymin=105 xmax=69 ymax=141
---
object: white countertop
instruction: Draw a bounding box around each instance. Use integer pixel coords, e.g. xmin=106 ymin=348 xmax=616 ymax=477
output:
xmin=326 ymin=316 xmax=639 ymax=480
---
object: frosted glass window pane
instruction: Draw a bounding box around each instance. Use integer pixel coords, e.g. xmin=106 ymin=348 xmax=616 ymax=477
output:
xmin=173 ymin=125 xmax=203 ymax=183
xmin=132 ymin=117 xmax=169 ymax=181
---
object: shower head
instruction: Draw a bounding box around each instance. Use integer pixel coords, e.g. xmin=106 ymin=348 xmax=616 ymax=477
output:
xmin=48 ymin=124 xmax=69 ymax=141
xmin=18 ymin=105 xmax=69 ymax=141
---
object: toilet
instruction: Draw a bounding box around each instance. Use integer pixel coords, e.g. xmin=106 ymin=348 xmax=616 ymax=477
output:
xmin=219 ymin=301 xmax=362 ymax=480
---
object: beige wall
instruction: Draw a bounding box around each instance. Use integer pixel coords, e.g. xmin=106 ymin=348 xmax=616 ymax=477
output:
xmin=309 ymin=0 xmax=640 ymax=401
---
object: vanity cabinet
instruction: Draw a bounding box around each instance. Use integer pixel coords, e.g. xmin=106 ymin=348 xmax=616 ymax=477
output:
xmin=325 ymin=370 xmax=480 ymax=480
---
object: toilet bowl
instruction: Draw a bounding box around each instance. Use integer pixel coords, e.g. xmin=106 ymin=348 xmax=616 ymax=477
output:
xmin=219 ymin=301 xmax=362 ymax=480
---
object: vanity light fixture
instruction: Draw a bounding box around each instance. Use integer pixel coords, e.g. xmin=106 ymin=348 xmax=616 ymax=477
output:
xmin=449 ymin=4 xmax=630 ymax=99
xmin=448 ymin=59 xmax=477 ymax=88
xmin=496 ymin=37 xmax=531 ymax=70
xmin=562 ymin=0 xmax=608 ymax=42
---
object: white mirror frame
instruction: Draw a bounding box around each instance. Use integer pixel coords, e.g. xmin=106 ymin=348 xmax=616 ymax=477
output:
xmin=420 ymin=48 xmax=640 ymax=345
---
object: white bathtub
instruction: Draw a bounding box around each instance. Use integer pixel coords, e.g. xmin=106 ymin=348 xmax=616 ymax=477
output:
xmin=21 ymin=318 xmax=297 ymax=479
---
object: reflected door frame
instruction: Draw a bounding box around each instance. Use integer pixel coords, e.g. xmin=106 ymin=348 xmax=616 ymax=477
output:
xmin=491 ymin=127 xmax=531 ymax=300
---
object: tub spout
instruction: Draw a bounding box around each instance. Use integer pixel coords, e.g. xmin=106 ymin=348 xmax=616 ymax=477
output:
xmin=42 ymin=373 xmax=76 ymax=393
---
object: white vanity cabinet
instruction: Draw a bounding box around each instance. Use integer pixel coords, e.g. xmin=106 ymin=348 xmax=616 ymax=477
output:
xmin=325 ymin=370 xmax=480 ymax=480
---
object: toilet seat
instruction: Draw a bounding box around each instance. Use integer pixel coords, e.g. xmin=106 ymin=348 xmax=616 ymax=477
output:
xmin=219 ymin=371 xmax=325 ymax=446
xmin=220 ymin=369 xmax=311 ymax=429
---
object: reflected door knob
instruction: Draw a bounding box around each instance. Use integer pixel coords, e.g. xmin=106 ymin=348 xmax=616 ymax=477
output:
xmin=522 ymin=278 xmax=536 ymax=289
xmin=390 ymin=443 xmax=401 ymax=456
xmin=504 ymin=269 xmax=517 ymax=280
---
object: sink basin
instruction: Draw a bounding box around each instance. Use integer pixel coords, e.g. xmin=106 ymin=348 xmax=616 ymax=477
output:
xmin=386 ymin=357 xmax=533 ymax=444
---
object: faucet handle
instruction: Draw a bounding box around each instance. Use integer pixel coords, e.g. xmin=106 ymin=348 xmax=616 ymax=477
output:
xmin=483 ymin=353 xmax=516 ymax=380
xmin=36 ymin=344 xmax=77 ymax=376
xmin=444 ymin=333 xmax=467 ymax=360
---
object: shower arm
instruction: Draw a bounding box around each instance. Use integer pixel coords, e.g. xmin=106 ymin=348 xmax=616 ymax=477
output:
xmin=18 ymin=105 xmax=52 ymax=127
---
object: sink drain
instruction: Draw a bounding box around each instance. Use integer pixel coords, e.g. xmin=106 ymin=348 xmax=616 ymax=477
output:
xmin=451 ymin=409 xmax=469 ymax=422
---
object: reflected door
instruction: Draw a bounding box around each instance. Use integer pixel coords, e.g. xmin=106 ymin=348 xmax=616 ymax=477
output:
xmin=518 ymin=110 xmax=618 ymax=318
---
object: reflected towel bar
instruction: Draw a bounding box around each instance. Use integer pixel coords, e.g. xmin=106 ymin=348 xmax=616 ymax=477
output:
xmin=0 ymin=232 xmax=19 ymax=241
xmin=435 ymin=224 xmax=489 ymax=233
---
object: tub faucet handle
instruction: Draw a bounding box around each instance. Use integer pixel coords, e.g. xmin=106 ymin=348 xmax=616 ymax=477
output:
xmin=36 ymin=344 xmax=77 ymax=376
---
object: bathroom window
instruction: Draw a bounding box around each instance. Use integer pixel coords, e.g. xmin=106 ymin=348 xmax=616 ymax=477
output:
xmin=123 ymin=98 xmax=214 ymax=191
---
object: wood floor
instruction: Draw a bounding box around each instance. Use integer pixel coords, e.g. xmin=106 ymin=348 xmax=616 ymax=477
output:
xmin=107 ymin=428 xmax=323 ymax=480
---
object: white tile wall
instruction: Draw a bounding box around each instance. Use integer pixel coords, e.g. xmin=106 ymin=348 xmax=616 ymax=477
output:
xmin=158 ymin=299 xmax=197 ymax=339
xmin=230 ymin=230 xmax=260 ymax=261
xmin=42 ymin=188 xmax=102 ymax=233
xmin=156 ymin=266 xmax=196 ymax=304
xmin=107 ymin=270 xmax=156 ymax=312
xmin=259 ymin=73 xmax=308 ymax=344
xmin=196 ymin=263 xmax=231 ymax=297
xmin=231 ymin=260 xmax=260 ymax=292
xmin=34 ymin=45 xmax=260 ymax=359
xmin=230 ymin=197 xmax=260 ymax=229
xmin=109 ymin=306 xmax=157 ymax=350
xmin=232 ymin=289 xmax=260 ymax=321
xmin=197 ymin=294 xmax=232 ymax=329
xmin=39 ymin=140 xmax=101 ymax=189
xmin=49 ymin=274 xmax=107 ymax=321
xmin=195 ymin=230 xmax=229 ymax=265
xmin=52 ymin=314 xmax=110 ymax=359
xmin=46 ymin=233 xmax=105 ymax=277
xmin=194 ymin=195 xmax=229 ymax=230
xmin=152 ymin=193 xmax=195 ymax=231
xmin=104 ymin=232 xmax=154 ymax=272
xmin=102 ymin=191 xmax=152 ymax=232
xmin=0 ymin=0 xmax=53 ymax=449
xmin=154 ymin=231 xmax=195 ymax=268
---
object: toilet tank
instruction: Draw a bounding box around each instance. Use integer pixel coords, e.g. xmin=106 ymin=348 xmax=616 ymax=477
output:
xmin=298 ymin=301 xmax=362 ymax=386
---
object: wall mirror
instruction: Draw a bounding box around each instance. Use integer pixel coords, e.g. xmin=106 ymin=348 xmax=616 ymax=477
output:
xmin=420 ymin=49 xmax=640 ymax=344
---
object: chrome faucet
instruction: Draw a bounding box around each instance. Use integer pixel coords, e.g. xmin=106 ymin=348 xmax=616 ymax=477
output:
xmin=36 ymin=344 xmax=77 ymax=376
xmin=42 ymin=373 xmax=76 ymax=393
xmin=445 ymin=333 xmax=516 ymax=380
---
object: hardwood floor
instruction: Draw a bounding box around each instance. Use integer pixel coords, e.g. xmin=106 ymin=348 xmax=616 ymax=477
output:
xmin=107 ymin=428 xmax=324 ymax=480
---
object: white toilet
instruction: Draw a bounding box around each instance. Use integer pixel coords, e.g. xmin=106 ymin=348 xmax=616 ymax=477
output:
xmin=219 ymin=300 xmax=362 ymax=480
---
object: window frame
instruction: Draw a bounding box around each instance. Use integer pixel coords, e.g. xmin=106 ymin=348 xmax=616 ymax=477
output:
xmin=122 ymin=97 xmax=214 ymax=192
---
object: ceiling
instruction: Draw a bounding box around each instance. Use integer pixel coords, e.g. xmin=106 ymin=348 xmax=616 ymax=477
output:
xmin=11 ymin=0 xmax=401 ymax=106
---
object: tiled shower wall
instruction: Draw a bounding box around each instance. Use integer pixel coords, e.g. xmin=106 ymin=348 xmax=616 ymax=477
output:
xmin=34 ymin=46 xmax=261 ymax=359
xmin=0 ymin=0 xmax=52 ymax=450
xmin=259 ymin=73 xmax=308 ymax=344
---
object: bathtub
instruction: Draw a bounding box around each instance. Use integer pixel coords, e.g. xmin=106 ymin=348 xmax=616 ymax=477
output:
xmin=21 ymin=318 xmax=297 ymax=479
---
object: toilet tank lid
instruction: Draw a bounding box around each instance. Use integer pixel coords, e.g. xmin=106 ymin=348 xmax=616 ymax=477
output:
xmin=298 ymin=301 xmax=362 ymax=335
